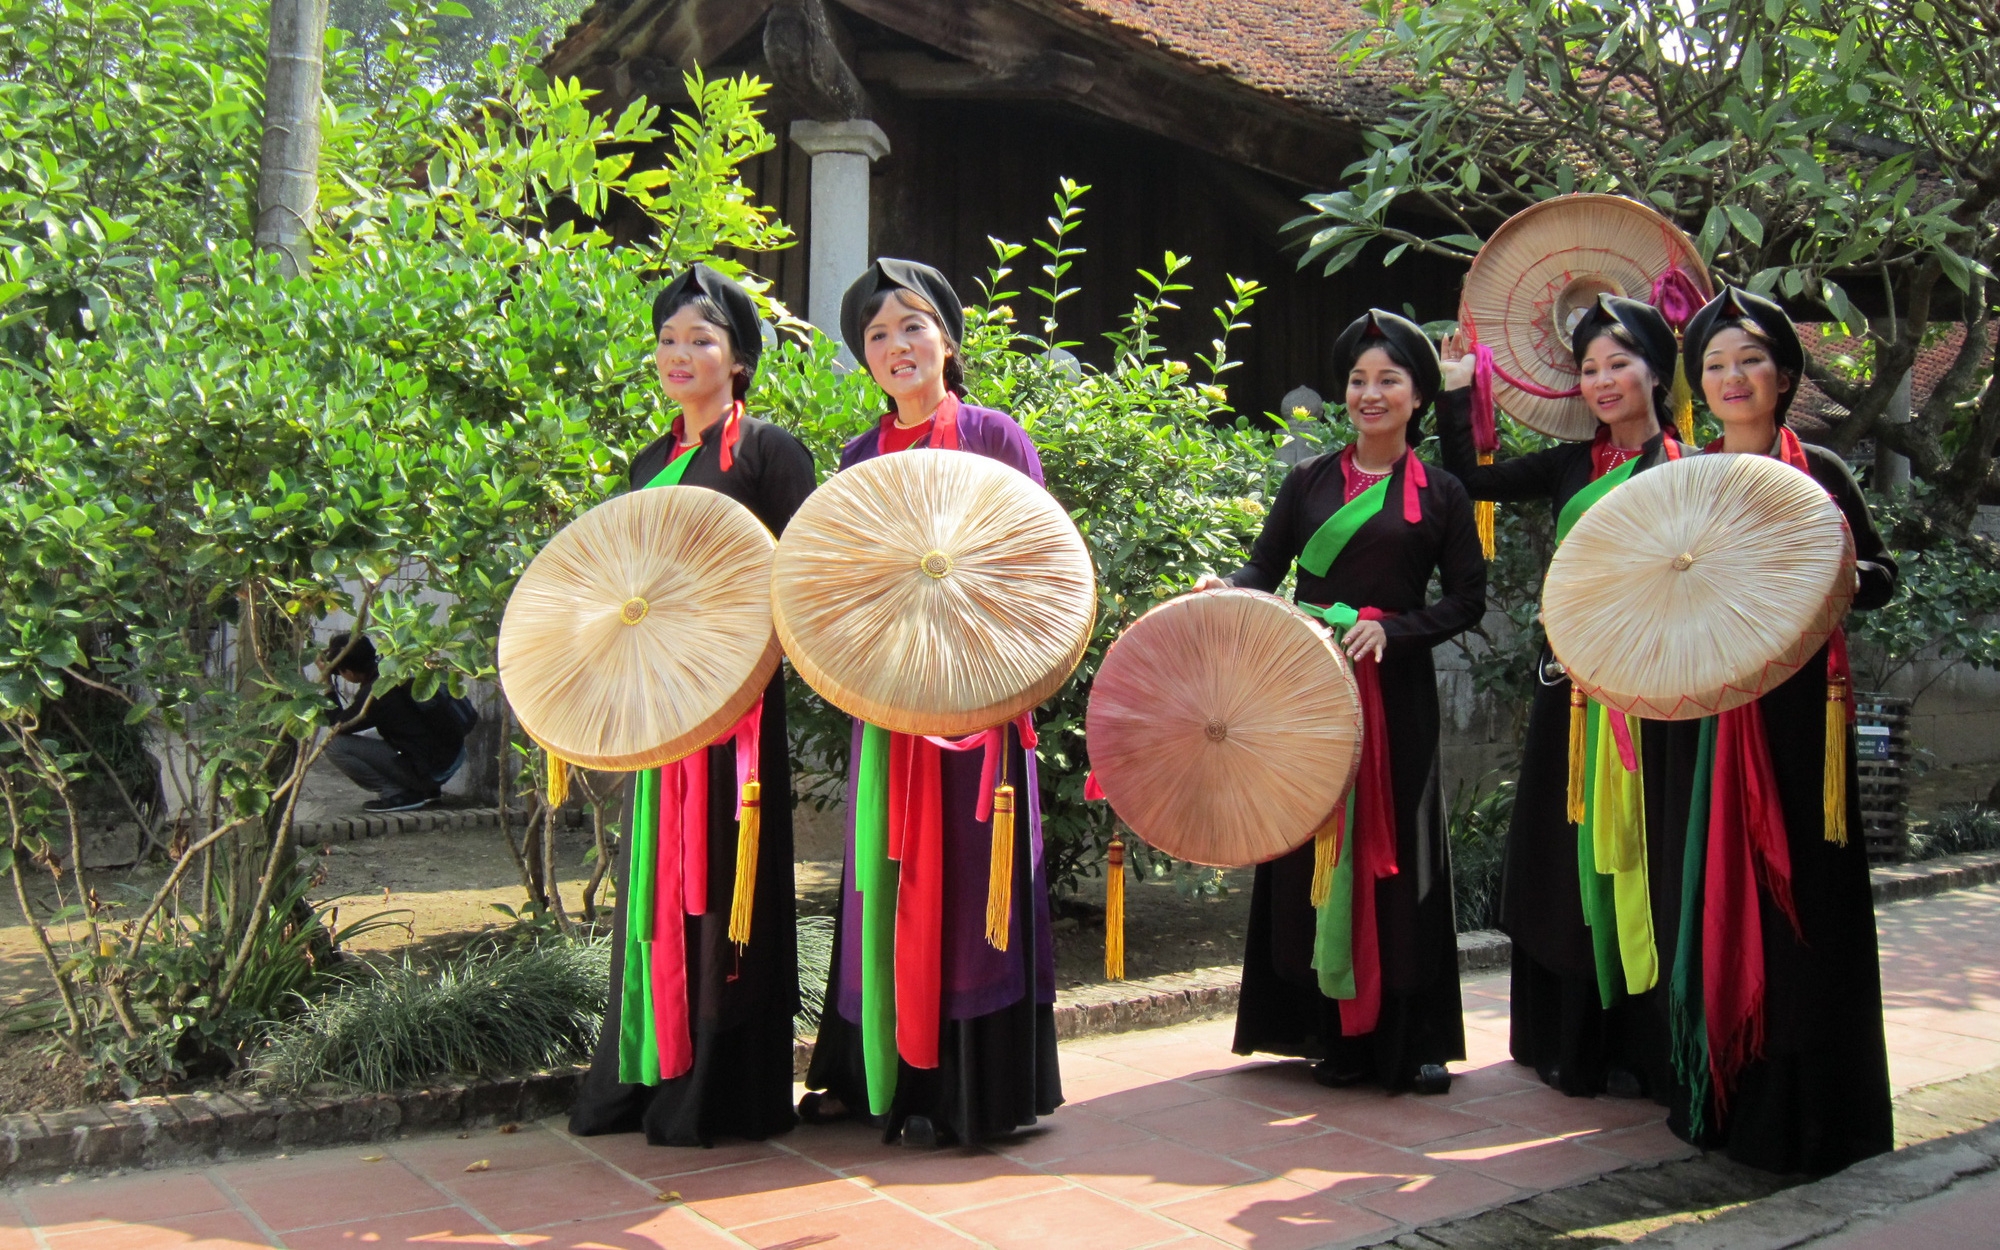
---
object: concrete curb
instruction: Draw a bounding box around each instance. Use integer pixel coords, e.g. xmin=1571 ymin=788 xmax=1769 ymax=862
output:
xmin=1868 ymin=848 xmax=2000 ymax=903
xmin=293 ymin=805 xmax=584 ymax=848
xmin=0 ymin=1068 xmax=588 ymax=1182
xmin=1630 ymin=1121 xmax=2000 ymax=1247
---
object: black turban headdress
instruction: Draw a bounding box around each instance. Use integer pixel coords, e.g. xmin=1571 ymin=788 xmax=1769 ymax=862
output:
xmin=1569 ymin=293 xmax=1678 ymax=384
xmin=1330 ymin=309 xmax=1443 ymax=411
xmin=1681 ymin=286 xmax=1805 ymax=420
xmin=840 ymin=259 xmax=965 ymax=363
xmin=652 ymin=263 xmax=764 ymax=377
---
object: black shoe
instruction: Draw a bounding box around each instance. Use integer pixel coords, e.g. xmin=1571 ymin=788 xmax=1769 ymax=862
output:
xmin=1412 ymin=1064 xmax=1452 ymax=1095
xmin=798 ymin=1092 xmax=850 ymax=1125
xmin=365 ymin=792 xmax=434 ymax=813
xmin=1312 ymin=1060 xmax=1367 ymax=1089
xmin=1604 ymin=1067 xmax=1644 ymax=1099
xmin=899 ymin=1115 xmax=938 ymax=1149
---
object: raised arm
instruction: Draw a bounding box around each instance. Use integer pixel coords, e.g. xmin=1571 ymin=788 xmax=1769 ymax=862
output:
xmin=1382 ymin=473 xmax=1488 ymax=653
xmin=1433 ymin=388 xmax=1571 ymax=504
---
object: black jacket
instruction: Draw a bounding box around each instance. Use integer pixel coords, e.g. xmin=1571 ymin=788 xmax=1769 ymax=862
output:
xmin=332 ymin=682 xmax=468 ymax=775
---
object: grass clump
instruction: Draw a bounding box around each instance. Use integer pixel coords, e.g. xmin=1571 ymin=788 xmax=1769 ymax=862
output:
xmin=1908 ymin=804 xmax=2000 ymax=861
xmin=796 ymin=915 xmax=834 ymax=1037
xmin=257 ymin=937 xmax=610 ymax=1093
xmin=1450 ymin=774 xmax=1516 ymax=933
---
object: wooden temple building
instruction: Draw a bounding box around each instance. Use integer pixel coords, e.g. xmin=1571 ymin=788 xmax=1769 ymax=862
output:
xmin=544 ymin=0 xmax=1461 ymax=420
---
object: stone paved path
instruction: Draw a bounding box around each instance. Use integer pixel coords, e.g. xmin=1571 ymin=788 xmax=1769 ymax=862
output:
xmin=11 ymin=884 xmax=2000 ymax=1250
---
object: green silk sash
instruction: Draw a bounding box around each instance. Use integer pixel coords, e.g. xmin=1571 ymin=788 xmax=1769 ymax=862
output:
xmin=1311 ymin=790 xmax=1359 ymax=999
xmin=618 ymin=768 xmax=662 ymax=1084
xmin=854 ymin=724 xmax=899 ymax=1115
xmin=1670 ymin=717 xmax=1717 ymax=1139
xmin=1576 ymin=709 xmax=1622 ymax=1007
xmin=1554 ymin=455 xmax=1639 ymax=544
xmin=644 ymin=445 xmax=699 ymax=491
xmin=1299 ymin=476 xmax=1389 ymax=577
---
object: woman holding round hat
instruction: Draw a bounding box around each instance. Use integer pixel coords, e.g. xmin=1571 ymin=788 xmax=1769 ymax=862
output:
xmin=1201 ymin=309 xmax=1486 ymax=1093
xmin=1662 ymin=287 xmax=1897 ymax=1175
xmin=567 ymin=263 xmax=818 ymax=1148
xmin=798 ymin=258 xmax=1062 ymax=1148
xmin=1434 ymin=296 xmax=1691 ymax=1101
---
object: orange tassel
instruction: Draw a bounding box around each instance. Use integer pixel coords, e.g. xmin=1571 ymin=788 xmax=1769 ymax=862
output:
xmin=1308 ymin=807 xmax=1342 ymax=907
xmin=728 ymin=780 xmax=761 ymax=946
xmin=1104 ymin=836 xmax=1126 ymax=981
xmin=545 ymin=754 xmax=569 ymax=809
xmin=984 ymin=784 xmax=1016 ymax=950
xmin=1567 ymin=687 xmax=1588 ymax=825
xmin=1474 ymin=450 xmax=1497 ymax=560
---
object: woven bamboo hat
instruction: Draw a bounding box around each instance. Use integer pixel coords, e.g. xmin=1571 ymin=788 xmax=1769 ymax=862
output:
xmin=1086 ymin=589 xmax=1363 ymax=866
xmin=1542 ymin=454 xmax=1855 ymax=719
xmin=498 ymin=486 xmax=781 ymax=770
xmin=771 ymin=448 xmax=1096 ymax=736
xmin=1459 ymin=194 xmax=1713 ymax=441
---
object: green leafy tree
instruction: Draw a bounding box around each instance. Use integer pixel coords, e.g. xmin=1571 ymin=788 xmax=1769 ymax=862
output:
xmin=1299 ymin=0 xmax=1998 ymax=538
xmin=0 ymin=0 xmax=792 ymax=1092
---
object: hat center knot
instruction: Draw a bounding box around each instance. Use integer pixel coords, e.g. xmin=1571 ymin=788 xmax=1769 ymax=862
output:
xmin=1671 ymin=552 xmax=1696 ymax=572
xmin=920 ymin=549 xmax=954 ymax=579
xmin=1204 ymin=718 xmax=1229 ymax=743
xmin=619 ymin=597 xmax=650 ymax=625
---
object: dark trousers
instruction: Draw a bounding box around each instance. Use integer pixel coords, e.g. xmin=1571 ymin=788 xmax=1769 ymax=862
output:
xmin=326 ymin=733 xmax=436 ymax=798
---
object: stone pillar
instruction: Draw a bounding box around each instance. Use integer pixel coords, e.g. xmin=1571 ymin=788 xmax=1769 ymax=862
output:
xmin=789 ymin=120 xmax=891 ymax=355
xmin=1874 ymin=365 xmax=1913 ymax=493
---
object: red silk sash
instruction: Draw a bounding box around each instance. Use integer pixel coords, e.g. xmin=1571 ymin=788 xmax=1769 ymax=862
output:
xmin=877 ymin=392 xmax=962 ymax=454
xmin=648 ymin=702 xmax=762 ymax=1080
xmin=1338 ymin=606 xmax=1400 ymax=1036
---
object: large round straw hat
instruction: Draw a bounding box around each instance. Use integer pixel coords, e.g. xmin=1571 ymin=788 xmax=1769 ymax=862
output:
xmin=1542 ymin=454 xmax=1855 ymax=719
xmin=1459 ymin=194 xmax=1712 ymax=441
xmin=498 ymin=486 xmax=781 ymax=770
xmin=1086 ymin=589 xmax=1363 ymax=866
xmin=771 ymin=448 xmax=1096 ymax=736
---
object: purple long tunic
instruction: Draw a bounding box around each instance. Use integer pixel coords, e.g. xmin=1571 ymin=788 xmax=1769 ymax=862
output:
xmin=832 ymin=404 xmax=1061 ymax=1025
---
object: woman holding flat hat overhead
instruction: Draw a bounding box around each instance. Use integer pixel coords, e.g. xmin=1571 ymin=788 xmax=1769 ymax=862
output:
xmin=1666 ymin=287 xmax=1896 ymax=1176
xmin=799 ymin=258 xmax=1063 ymax=1148
xmin=1435 ymin=295 xmax=1690 ymax=1102
xmin=567 ymin=264 xmax=818 ymax=1148
xmin=1204 ymin=309 xmax=1485 ymax=1094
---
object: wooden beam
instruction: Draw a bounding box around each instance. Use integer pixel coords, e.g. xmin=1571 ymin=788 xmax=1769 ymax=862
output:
xmin=855 ymin=48 xmax=1095 ymax=98
xmin=546 ymin=0 xmax=770 ymax=81
xmin=832 ymin=0 xmax=1358 ymax=186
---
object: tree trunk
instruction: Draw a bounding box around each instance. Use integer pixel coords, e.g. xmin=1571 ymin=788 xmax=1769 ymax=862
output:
xmin=254 ymin=0 xmax=329 ymax=278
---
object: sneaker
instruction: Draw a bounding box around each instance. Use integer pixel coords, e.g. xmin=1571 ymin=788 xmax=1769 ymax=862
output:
xmin=364 ymin=792 xmax=434 ymax=813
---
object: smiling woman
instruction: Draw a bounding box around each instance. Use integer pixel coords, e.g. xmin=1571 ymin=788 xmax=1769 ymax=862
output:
xmin=1433 ymin=294 xmax=1690 ymax=1105
xmin=1212 ymin=309 xmax=1486 ymax=1097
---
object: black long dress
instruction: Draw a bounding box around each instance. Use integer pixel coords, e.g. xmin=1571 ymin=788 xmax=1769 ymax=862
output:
xmin=568 ymin=412 xmax=818 ymax=1147
xmin=1227 ymin=445 xmax=1486 ymax=1087
xmin=1666 ymin=441 xmax=1897 ymax=1177
xmin=1435 ymin=390 xmax=1689 ymax=1100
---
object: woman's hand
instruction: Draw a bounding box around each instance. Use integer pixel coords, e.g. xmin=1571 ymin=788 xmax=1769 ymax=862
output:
xmin=1439 ymin=330 xmax=1476 ymax=393
xmin=1342 ymin=618 xmax=1388 ymax=664
xmin=1194 ymin=574 xmax=1231 ymax=593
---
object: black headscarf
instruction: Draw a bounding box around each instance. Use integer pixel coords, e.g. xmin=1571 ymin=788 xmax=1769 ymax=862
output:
xmin=1681 ymin=286 xmax=1805 ymax=420
xmin=652 ymin=264 xmax=764 ymax=377
xmin=1330 ymin=309 xmax=1442 ymax=412
xmin=840 ymin=259 xmax=965 ymax=362
xmin=1569 ymin=294 xmax=1676 ymax=382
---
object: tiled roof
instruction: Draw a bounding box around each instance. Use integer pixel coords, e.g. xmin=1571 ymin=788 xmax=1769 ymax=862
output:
xmin=1056 ymin=0 xmax=1401 ymax=126
xmin=1792 ymin=323 xmax=1996 ymax=435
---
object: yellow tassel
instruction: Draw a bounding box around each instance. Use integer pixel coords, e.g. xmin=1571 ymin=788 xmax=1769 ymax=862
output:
xmin=1309 ymin=810 xmax=1340 ymax=907
xmin=728 ymin=780 xmax=761 ymax=945
xmin=546 ymin=754 xmax=569 ymax=809
xmin=1104 ymin=835 xmax=1126 ymax=981
xmin=1670 ymin=356 xmax=1695 ymax=444
xmin=1566 ymin=688 xmax=1588 ymax=825
xmin=1475 ymin=450 xmax=1496 ymax=560
xmin=984 ymin=784 xmax=1015 ymax=950
xmin=1824 ymin=680 xmax=1848 ymax=846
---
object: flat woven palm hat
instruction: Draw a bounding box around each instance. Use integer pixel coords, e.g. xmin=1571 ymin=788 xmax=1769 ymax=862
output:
xmin=771 ymin=448 xmax=1096 ymax=736
xmin=1459 ymin=194 xmax=1713 ymax=440
xmin=1542 ymin=454 xmax=1855 ymax=719
xmin=498 ymin=486 xmax=782 ymax=770
xmin=1086 ymin=589 xmax=1363 ymax=866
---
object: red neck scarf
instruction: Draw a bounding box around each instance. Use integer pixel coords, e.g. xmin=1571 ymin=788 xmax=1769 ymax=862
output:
xmin=877 ymin=392 xmax=962 ymax=454
xmin=1341 ymin=443 xmax=1427 ymax=522
xmin=673 ymin=400 xmax=745 ymax=473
